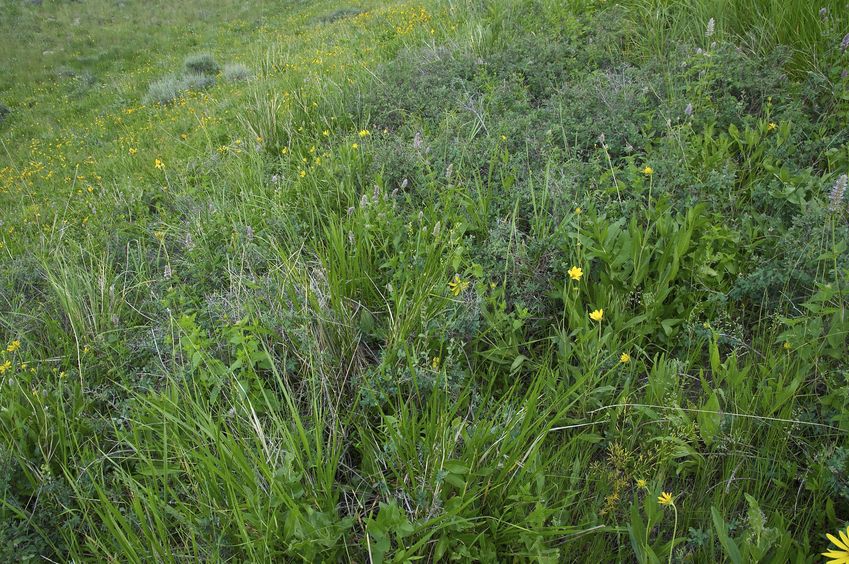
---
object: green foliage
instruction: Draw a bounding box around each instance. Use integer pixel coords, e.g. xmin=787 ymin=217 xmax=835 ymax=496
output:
xmin=1 ymin=0 xmax=849 ymax=560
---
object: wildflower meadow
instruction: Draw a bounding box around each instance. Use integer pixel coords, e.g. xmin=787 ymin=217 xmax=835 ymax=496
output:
xmin=2 ymin=0 xmax=849 ymax=561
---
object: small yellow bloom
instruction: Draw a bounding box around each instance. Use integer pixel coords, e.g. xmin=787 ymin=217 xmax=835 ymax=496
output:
xmin=823 ymin=525 xmax=849 ymax=563
xmin=448 ymin=274 xmax=470 ymax=296
xmin=575 ymin=207 xmax=582 ymax=215
xmin=322 ymin=130 xmax=330 ymax=137
xmin=589 ymin=309 xmax=604 ymax=322
xmin=658 ymin=492 xmax=674 ymax=506
xmin=768 ymin=122 xmax=777 ymax=132
xmin=128 ymin=147 xmax=137 ymax=156
xmin=358 ymin=129 xmax=370 ymax=138
xmin=642 ymin=165 xmax=653 ymax=176
xmin=154 ymin=159 xmax=164 ymax=170
xmin=636 ymin=478 xmax=647 ymax=489
xmin=620 ymin=352 xmax=631 ymax=364
xmin=432 ymin=357 xmax=440 ymax=370
xmin=500 ymin=134 xmax=507 ymax=141
xmin=281 ymin=147 xmax=289 ymax=155
xmin=181 ymin=133 xmax=188 ymax=140
xmin=299 ymin=170 xmax=306 ymax=178
xmin=6 ymin=340 xmax=21 ymax=353
xmin=0 ymin=360 xmax=11 ymax=374
xmin=783 ymin=341 xmax=791 ymax=350
xmin=351 ymin=143 xmax=359 ymax=150
xmin=568 ymin=266 xmax=583 ymax=281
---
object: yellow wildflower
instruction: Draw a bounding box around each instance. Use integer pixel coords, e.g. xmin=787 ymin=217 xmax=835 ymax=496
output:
xmin=128 ymin=147 xmax=137 ymax=156
xmin=299 ymin=170 xmax=306 ymax=178
xmin=322 ymin=130 xmax=330 ymax=137
xmin=432 ymin=357 xmax=440 ymax=370
xmin=358 ymin=129 xmax=370 ymax=138
xmin=575 ymin=207 xmax=582 ymax=215
xmin=620 ymin=352 xmax=631 ymax=364
xmin=823 ymin=525 xmax=849 ymax=563
xmin=6 ymin=340 xmax=20 ymax=353
xmin=589 ymin=309 xmax=604 ymax=322
xmin=636 ymin=478 xmax=647 ymax=489
xmin=154 ymin=159 xmax=164 ymax=170
xmin=642 ymin=165 xmax=653 ymax=176
xmin=658 ymin=492 xmax=674 ymax=506
xmin=351 ymin=143 xmax=359 ymax=150
xmin=568 ymin=266 xmax=583 ymax=281
xmin=0 ymin=360 xmax=11 ymax=374
xmin=768 ymin=122 xmax=777 ymax=132
xmin=448 ymin=274 xmax=470 ymax=296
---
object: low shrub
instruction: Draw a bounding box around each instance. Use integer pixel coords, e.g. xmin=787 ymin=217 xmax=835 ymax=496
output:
xmin=145 ymin=74 xmax=184 ymax=104
xmin=183 ymin=53 xmax=220 ymax=76
xmin=222 ymin=62 xmax=251 ymax=81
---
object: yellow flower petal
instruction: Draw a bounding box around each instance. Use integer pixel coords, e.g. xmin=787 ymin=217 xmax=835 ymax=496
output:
xmin=839 ymin=528 xmax=849 ymax=548
xmin=828 ymin=534 xmax=849 ymax=551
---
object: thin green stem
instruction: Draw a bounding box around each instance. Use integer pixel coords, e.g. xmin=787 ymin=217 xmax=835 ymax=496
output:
xmin=669 ymin=503 xmax=678 ymax=564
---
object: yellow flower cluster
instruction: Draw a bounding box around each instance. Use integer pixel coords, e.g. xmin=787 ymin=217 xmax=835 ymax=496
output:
xmin=448 ymin=274 xmax=470 ymax=296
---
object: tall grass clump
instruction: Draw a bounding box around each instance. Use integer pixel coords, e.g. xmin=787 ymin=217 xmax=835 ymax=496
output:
xmin=622 ymin=0 xmax=849 ymax=73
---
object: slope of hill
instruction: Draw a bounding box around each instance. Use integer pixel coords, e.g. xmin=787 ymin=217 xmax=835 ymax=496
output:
xmin=2 ymin=0 xmax=849 ymax=560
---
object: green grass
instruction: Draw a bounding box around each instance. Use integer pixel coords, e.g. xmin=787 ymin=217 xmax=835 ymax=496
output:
xmin=1 ymin=0 xmax=849 ymax=560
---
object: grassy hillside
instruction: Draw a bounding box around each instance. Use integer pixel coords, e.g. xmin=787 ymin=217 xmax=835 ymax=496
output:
xmin=2 ymin=0 xmax=849 ymax=560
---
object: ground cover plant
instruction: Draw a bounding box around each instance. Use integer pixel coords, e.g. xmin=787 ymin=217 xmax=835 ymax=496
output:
xmin=1 ymin=0 xmax=849 ymax=561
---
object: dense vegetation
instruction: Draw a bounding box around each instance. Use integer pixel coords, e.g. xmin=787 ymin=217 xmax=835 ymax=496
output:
xmin=2 ymin=0 xmax=849 ymax=560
